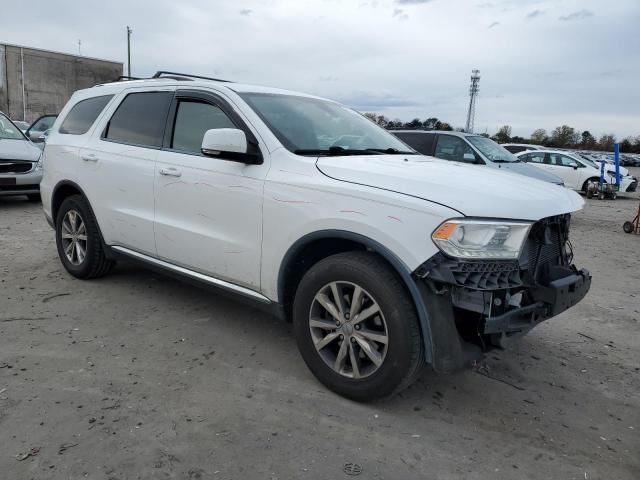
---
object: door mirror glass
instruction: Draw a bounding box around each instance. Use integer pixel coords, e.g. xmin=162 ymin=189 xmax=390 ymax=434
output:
xmin=569 ymin=161 xmax=578 ymax=169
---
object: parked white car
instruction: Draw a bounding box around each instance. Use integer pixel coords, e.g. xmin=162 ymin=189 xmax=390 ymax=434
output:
xmin=516 ymin=150 xmax=637 ymax=193
xmin=40 ymin=72 xmax=591 ymax=401
xmin=0 ymin=111 xmax=43 ymax=200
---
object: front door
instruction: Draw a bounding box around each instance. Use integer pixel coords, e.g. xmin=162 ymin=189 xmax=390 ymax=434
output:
xmin=154 ymin=90 xmax=267 ymax=290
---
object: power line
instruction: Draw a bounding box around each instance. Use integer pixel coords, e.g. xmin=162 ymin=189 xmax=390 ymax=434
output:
xmin=465 ymin=69 xmax=480 ymax=133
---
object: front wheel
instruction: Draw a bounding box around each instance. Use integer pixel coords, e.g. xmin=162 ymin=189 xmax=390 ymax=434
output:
xmin=293 ymin=251 xmax=424 ymax=401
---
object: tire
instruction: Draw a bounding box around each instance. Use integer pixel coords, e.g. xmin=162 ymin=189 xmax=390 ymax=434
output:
xmin=623 ymin=221 xmax=635 ymax=234
xmin=55 ymin=195 xmax=114 ymax=279
xmin=586 ymin=190 xmax=593 ymax=199
xmin=598 ymin=192 xmax=606 ymax=200
xmin=27 ymin=193 xmax=41 ymax=202
xmin=292 ymin=251 xmax=424 ymax=402
xmin=582 ymin=178 xmax=599 ymax=194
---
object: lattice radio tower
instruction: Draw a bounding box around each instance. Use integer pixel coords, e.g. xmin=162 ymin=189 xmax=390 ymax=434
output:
xmin=465 ymin=69 xmax=480 ymax=133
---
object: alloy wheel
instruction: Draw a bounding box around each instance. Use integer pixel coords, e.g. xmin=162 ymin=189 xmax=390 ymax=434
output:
xmin=309 ymin=281 xmax=389 ymax=379
xmin=61 ymin=210 xmax=87 ymax=265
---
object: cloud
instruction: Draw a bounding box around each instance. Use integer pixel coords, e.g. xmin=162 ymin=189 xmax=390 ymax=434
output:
xmin=488 ymin=21 xmax=500 ymax=29
xmin=526 ymin=9 xmax=545 ymax=19
xmin=240 ymin=9 xmax=252 ymax=15
xmin=392 ymin=7 xmax=409 ymax=20
xmin=395 ymin=0 xmax=434 ymax=4
xmin=339 ymin=92 xmax=418 ymax=111
xmin=559 ymin=9 xmax=594 ymax=21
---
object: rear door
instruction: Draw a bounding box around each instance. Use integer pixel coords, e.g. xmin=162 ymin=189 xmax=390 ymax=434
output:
xmin=153 ymin=89 xmax=267 ymax=290
xmin=81 ymin=89 xmax=174 ymax=255
xmin=549 ymin=153 xmax=582 ymax=189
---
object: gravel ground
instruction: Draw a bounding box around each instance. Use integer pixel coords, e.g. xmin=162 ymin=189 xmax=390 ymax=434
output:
xmin=1 ymin=172 xmax=639 ymax=480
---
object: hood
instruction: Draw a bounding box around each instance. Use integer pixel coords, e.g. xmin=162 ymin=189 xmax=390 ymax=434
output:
xmin=316 ymin=155 xmax=584 ymax=221
xmin=0 ymin=138 xmax=41 ymax=162
xmin=494 ymin=161 xmax=564 ymax=185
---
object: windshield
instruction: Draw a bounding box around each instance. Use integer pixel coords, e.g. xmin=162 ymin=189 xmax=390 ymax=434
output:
xmin=467 ymin=136 xmax=519 ymax=163
xmin=239 ymin=92 xmax=415 ymax=155
xmin=0 ymin=114 xmax=26 ymax=140
xmin=577 ymin=155 xmax=598 ymax=169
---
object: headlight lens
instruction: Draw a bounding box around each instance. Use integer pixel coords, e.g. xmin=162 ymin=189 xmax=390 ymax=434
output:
xmin=432 ymin=219 xmax=532 ymax=260
xmin=35 ymin=154 xmax=44 ymax=170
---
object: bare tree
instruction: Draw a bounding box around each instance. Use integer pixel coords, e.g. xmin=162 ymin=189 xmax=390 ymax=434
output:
xmin=494 ymin=125 xmax=512 ymax=143
xmin=530 ymin=128 xmax=548 ymax=145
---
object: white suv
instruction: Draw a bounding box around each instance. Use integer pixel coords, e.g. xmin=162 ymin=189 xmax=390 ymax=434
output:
xmin=40 ymin=72 xmax=591 ymax=401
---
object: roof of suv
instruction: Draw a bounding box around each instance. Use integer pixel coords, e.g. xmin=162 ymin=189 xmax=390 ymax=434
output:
xmin=88 ymin=77 xmax=330 ymax=101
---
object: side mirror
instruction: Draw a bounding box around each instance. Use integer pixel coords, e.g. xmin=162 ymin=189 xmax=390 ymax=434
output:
xmin=463 ymin=152 xmax=477 ymax=163
xmin=569 ymin=162 xmax=578 ymax=169
xmin=201 ymin=128 xmax=262 ymax=164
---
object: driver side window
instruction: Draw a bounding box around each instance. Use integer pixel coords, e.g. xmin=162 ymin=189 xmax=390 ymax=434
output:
xmin=171 ymin=101 xmax=236 ymax=155
xmin=434 ymin=135 xmax=476 ymax=162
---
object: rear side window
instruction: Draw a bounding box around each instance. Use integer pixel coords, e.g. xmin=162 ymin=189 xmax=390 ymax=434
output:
xmin=59 ymin=95 xmax=113 ymax=135
xmin=103 ymin=92 xmax=173 ymax=147
xmin=394 ymin=132 xmax=434 ymax=155
xmin=172 ymin=101 xmax=235 ymax=154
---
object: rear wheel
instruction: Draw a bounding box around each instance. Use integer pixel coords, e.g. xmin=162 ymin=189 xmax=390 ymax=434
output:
xmin=293 ymin=251 xmax=424 ymax=401
xmin=623 ymin=221 xmax=635 ymax=234
xmin=55 ymin=195 xmax=114 ymax=279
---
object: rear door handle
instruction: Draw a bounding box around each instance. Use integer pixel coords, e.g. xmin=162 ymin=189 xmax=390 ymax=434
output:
xmin=159 ymin=167 xmax=182 ymax=177
xmin=81 ymin=154 xmax=98 ymax=162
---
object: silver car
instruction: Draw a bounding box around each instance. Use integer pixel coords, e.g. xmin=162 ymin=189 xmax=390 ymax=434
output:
xmin=0 ymin=112 xmax=43 ymax=200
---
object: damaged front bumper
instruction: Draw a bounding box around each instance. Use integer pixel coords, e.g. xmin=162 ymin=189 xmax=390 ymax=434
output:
xmin=414 ymin=214 xmax=592 ymax=371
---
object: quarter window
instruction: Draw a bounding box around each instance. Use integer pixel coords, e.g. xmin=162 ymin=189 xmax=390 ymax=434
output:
xmin=171 ymin=101 xmax=235 ymax=155
xmin=60 ymin=95 xmax=113 ymax=135
xmin=103 ymin=91 xmax=173 ymax=148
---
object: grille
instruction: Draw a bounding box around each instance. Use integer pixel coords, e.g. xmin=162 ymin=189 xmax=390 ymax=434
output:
xmin=0 ymin=161 xmax=33 ymax=174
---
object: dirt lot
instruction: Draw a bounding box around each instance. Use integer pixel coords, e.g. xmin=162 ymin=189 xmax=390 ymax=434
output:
xmin=1 ymin=172 xmax=639 ymax=480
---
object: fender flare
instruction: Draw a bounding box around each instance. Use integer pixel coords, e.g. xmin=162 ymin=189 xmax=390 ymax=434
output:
xmin=278 ymin=229 xmax=434 ymax=363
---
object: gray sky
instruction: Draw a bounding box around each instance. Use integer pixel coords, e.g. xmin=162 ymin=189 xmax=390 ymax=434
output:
xmin=2 ymin=0 xmax=638 ymax=138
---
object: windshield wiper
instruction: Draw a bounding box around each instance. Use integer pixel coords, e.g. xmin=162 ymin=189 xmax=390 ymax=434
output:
xmin=294 ymin=146 xmax=385 ymax=156
xmin=366 ymin=147 xmax=416 ymax=155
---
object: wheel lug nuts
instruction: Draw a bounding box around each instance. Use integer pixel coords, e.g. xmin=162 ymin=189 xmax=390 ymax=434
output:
xmin=350 ymin=337 xmax=356 ymax=343
xmin=336 ymin=321 xmax=341 ymax=327
xmin=354 ymin=324 xmax=360 ymax=330
xmin=339 ymin=334 xmax=344 ymax=340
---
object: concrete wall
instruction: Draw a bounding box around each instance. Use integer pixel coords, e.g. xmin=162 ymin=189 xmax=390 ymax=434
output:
xmin=0 ymin=44 xmax=122 ymax=123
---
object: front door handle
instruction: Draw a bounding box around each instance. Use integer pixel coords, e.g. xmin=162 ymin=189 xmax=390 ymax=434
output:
xmin=159 ymin=167 xmax=182 ymax=177
xmin=81 ymin=154 xmax=98 ymax=162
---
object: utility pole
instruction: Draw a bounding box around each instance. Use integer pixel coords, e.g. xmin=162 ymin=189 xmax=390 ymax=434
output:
xmin=78 ymin=39 xmax=81 ymax=56
xmin=465 ymin=69 xmax=481 ymax=133
xmin=126 ymin=26 xmax=133 ymax=77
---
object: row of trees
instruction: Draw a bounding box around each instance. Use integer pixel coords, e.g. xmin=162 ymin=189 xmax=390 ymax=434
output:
xmin=493 ymin=125 xmax=640 ymax=153
xmin=363 ymin=113 xmax=453 ymax=131
xmin=363 ymin=112 xmax=639 ymax=154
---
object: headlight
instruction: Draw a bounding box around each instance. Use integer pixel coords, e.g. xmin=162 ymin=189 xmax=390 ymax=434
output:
xmin=432 ymin=219 xmax=532 ymax=260
xmin=35 ymin=154 xmax=44 ymax=170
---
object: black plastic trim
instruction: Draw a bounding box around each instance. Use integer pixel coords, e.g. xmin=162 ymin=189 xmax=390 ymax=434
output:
xmin=278 ymin=229 xmax=434 ymax=363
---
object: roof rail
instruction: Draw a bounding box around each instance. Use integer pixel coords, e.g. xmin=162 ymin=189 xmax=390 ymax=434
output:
xmin=114 ymin=75 xmax=143 ymax=81
xmin=152 ymin=71 xmax=233 ymax=83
